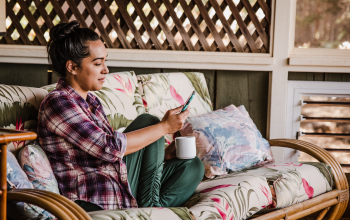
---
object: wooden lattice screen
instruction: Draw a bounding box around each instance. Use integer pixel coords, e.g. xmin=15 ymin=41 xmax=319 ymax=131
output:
xmin=0 ymin=0 xmax=271 ymax=52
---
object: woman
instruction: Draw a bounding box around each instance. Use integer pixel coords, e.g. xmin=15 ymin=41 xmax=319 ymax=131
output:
xmin=38 ymin=20 xmax=204 ymax=211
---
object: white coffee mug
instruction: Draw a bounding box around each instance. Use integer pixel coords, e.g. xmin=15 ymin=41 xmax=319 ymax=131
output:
xmin=175 ymin=136 xmax=196 ymax=159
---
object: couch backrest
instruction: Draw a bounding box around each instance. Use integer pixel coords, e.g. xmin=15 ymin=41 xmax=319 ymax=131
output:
xmin=2 ymin=71 xmax=212 ymax=152
xmin=138 ymin=72 xmax=213 ymax=144
xmin=138 ymin=72 xmax=212 ymax=118
xmin=0 ymin=85 xmax=48 ymax=152
xmin=41 ymin=71 xmax=145 ymax=133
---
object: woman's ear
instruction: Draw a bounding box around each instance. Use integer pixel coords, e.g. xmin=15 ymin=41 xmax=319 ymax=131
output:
xmin=66 ymin=60 xmax=78 ymax=75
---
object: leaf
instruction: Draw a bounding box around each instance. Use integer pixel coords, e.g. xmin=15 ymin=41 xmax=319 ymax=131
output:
xmin=248 ymin=207 xmax=260 ymax=212
xmin=93 ymin=90 xmax=114 ymax=110
xmin=7 ymin=85 xmax=24 ymax=102
xmin=168 ymin=207 xmax=192 ymax=220
xmin=107 ymin=113 xmax=133 ymax=131
xmin=133 ymin=83 xmax=145 ymax=115
xmin=138 ymin=74 xmax=170 ymax=109
xmin=99 ymin=87 xmax=125 ymax=110
xmin=0 ymin=85 xmax=15 ymax=102
xmin=0 ymin=90 xmax=12 ymax=102
xmin=301 ymin=162 xmax=334 ymax=188
xmin=234 ymin=189 xmax=242 ymax=216
xmin=182 ymin=72 xmax=213 ymax=110
xmin=0 ymin=102 xmax=38 ymax=128
xmin=204 ymin=213 xmax=221 ymax=220
xmin=18 ymin=86 xmax=36 ymax=103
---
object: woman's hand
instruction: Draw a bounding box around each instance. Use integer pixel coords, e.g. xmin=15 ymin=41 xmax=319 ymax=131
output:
xmin=125 ymin=106 xmax=189 ymax=156
xmin=164 ymin=141 xmax=176 ymax=161
xmin=161 ymin=106 xmax=190 ymax=134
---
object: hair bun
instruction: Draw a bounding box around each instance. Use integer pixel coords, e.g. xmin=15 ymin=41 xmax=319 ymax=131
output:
xmin=50 ymin=20 xmax=80 ymax=42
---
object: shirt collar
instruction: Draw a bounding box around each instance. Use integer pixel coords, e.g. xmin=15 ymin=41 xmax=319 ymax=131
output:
xmin=56 ymin=78 xmax=99 ymax=110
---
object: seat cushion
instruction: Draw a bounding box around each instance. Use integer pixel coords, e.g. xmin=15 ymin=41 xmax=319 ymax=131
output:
xmin=0 ymin=85 xmax=48 ymax=152
xmin=185 ymin=175 xmax=272 ymax=220
xmin=184 ymin=162 xmax=333 ymax=219
xmin=223 ymin=162 xmax=334 ymax=210
xmin=260 ymin=162 xmax=334 ymax=209
xmin=88 ymin=207 xmax=193 ymax=220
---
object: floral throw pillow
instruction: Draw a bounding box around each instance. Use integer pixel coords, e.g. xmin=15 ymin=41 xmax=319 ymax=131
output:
xmin=180 ymin=104 xmax=274 ymax=178
xmin=6 ymin=149 xmax=54 ymax=219
xmin=18 ymin=144 xmax=60 ymax=194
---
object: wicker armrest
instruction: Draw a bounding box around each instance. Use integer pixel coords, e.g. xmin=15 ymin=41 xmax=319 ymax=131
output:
xmin=268 ymin=139 xmax=349 ymax=219
xmin=7 ymin=189 xmax=92 ymax=220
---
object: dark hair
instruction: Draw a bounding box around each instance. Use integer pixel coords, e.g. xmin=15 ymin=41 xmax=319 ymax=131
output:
xmin=47 ymin=20 xmax=100 ymax=78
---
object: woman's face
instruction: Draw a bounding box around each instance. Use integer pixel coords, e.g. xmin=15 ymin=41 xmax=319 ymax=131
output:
xmin=74 ymin=40 xmax=109 ymax=92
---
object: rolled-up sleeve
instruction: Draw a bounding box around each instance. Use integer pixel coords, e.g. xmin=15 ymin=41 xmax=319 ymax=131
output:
xmin=42 ymin=93 xmax=127 ymax=162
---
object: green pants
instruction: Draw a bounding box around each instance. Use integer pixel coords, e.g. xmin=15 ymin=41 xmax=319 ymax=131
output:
xmin=76 ymin=114 xmax=204 ymax=211
xmin=123 ymin=114 xmax=204 ymax=207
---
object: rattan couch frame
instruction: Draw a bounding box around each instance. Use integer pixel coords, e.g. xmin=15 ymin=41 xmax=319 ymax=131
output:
xmin=6 ymin=139 xmax=349 ymax=220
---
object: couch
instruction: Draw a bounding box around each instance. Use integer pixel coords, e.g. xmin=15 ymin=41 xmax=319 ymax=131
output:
xmin=2 ymin=71 xmax=349 ymax=220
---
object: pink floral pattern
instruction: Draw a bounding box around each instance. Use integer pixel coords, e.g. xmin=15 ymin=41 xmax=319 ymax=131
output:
xmin=13 ymin=118 xmax=26 ymax=150
xmin=113 ymin=74 xmax=133 ymax=97
xmin=260 ymin=183 xmax=272 ymax=208
xmin=18 ymin=145 xmax=59 ymax=194
xmin=302 ymin=178 xmax=314 ymax=199
xmin=187 ymin=175 xmax=272 ymax=220
xmin=170 ymin=85 xmax=184 ymax=105
xmin=181 ymin=104 xmax=274 ymax=178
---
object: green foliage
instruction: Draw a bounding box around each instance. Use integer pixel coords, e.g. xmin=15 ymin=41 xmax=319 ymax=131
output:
xmin=0 ymin=102 xmax=38 ymax=128
xmin=295 ymin=0 xmax=350 ymax=49
xmin=183 ymin=72 xmax=213 ymax=111
xmin=168 ymin=207 xmax=193 ymax=220
xmin=107 ymin=113 xmax=133 ymax=131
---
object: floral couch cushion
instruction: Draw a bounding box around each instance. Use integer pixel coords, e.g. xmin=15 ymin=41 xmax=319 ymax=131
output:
xmin=88 ymin=207 xmax=193 ymax=220
xmin=220 ymin=162 xmax=333 ymax=210
xmin=0 ymin=85 xmax=48 ymax=152
xmin=180 ymin=104 xmax=274 ymax=179
xmin=137 ymin=72 xmax=213 ymax=144
xmin=184 ymin=175 xmax=272 ymax=220
xmin=261 ymin=162 xmax=333 ymax=209
xmin=7 ymin=149 xmax=54 ymax=219
xmin=18 ymin=144 xmax=60 ymax=194
xmin=41 ymin=71 xmax=145 ymax=132
xmin=183 ymin=162 xmax=333 ymax=220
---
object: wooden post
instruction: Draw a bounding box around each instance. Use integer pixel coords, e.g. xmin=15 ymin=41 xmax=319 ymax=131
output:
xmin=0 ymin=0 xmax=5 ymax=36
xmin=0 ymin=144 xmax=7 ymax=220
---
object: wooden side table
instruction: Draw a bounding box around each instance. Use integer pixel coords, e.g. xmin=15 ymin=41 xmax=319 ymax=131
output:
xmin=0 ymin=128 xmax=37 ymax=220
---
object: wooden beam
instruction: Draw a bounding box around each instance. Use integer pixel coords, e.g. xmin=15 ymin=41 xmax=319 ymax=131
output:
xmin=0 ymin=0 xmax=5 ymax=36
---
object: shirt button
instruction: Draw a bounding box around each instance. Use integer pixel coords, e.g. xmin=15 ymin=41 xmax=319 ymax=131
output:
xmin=106 ymin=147 xmax=110 ymax=153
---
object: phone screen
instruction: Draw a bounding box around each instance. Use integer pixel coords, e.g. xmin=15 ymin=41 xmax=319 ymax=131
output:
xmin=180 ymin=91 xmax=196 ymax=112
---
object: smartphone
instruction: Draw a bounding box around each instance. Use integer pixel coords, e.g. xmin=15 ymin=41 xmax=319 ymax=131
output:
xmin=180 ymin=91 xmax=196 ymax=113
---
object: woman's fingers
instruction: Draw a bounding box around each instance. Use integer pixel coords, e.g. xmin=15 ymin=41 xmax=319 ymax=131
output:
xmin=161 ymin=106 xmax=191 ymax=134
xmin=168 ymin=105 xmax=183 ymax=115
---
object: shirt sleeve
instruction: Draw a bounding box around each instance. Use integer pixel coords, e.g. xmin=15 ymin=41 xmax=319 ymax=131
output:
xmin=42 ymin=93 xmax=127 ymax=163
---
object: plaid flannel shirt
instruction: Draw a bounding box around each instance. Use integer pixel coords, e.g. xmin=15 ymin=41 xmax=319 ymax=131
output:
xmin=38 ymin=78 xmax=137 ymax=210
